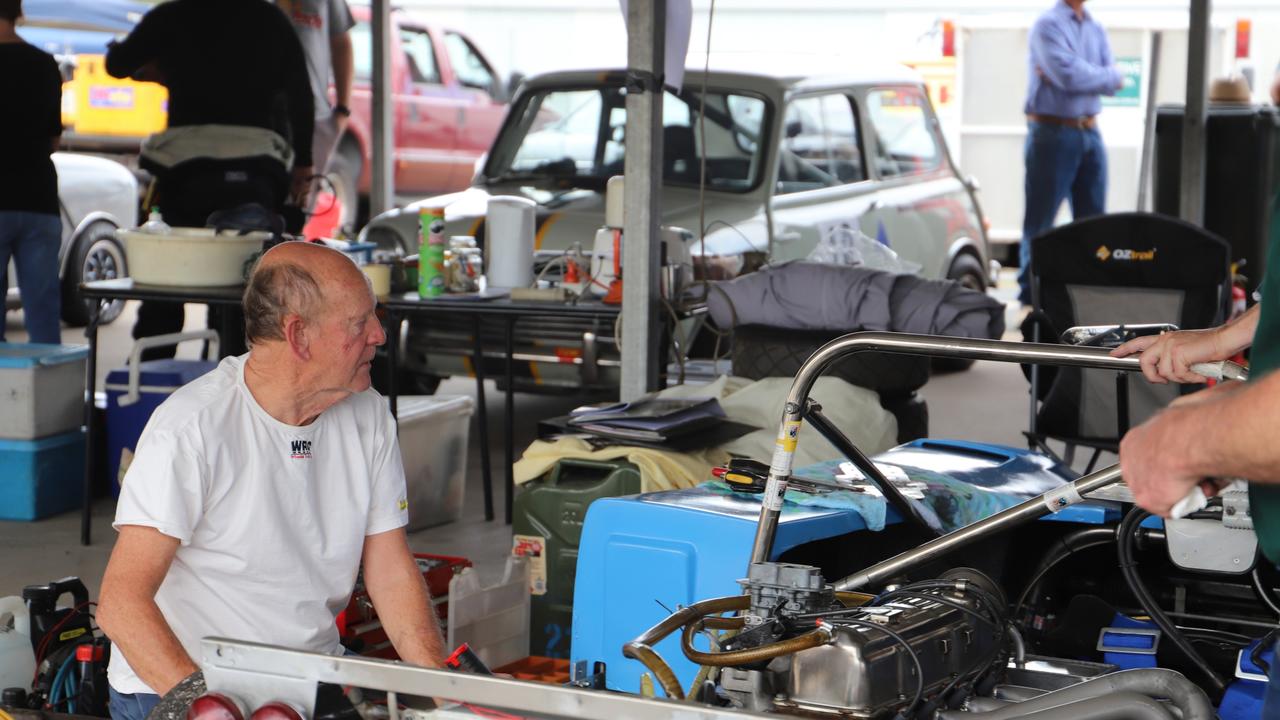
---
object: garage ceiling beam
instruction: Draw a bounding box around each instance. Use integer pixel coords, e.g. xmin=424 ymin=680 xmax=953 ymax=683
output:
xmin=370 ymin=0 xmax=395 ymax=216
xmin=620 ymin=0 xmax=666 ymax=400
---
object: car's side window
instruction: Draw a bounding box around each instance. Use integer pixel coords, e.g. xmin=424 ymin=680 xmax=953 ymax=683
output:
xmin=350 ymin=22 xmax=372 ymax=82
xmin=777 ymin=93 xmax=864 ymax=195
xmin=865 ymin=87 xmax=941 ymax=178
xmin=444 ymin=32 xmax=496 ymax=94
xmin=399 ymin=27 xmax=442 ymax=85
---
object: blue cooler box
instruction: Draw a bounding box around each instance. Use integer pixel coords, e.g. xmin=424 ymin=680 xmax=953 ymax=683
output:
xmin=105 ymin=359 xmax=216 ymax=496
xmin=0 ymin=430 xmax=86 ymax=520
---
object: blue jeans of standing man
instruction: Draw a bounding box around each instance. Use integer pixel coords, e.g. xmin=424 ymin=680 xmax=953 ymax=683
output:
xmin=0 ymin=210 xmax=62 ymax=344
xmin=1018 ymin=121 xmax=1108 ymax=304
xmin=109 ymin=686 xmax=161 ymax=720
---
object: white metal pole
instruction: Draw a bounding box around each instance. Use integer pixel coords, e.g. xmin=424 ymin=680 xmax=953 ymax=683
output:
xmin=370 ymin=0 xmax=395 ymax=216
xmin=620 ymin=0 xmax=665 ymax=400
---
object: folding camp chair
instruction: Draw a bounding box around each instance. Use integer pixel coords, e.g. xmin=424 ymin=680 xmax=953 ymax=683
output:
xmin=1022 ymin=212 xmax=1232 ymax=470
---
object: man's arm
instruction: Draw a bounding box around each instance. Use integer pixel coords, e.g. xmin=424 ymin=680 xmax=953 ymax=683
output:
xmin=1121 ymin=369 xmax=1280 ymax=516
xmin=96 ymin=526 xmax=199 ymax=695
xmin=104 ymin=4 xmax=172 ymax=81
xmin=331 ymin=32 xmax=354 ymax=112
xmin=361 ymin=529 xmax=447 ymax=668
xmin=1031 ymin=19 xmax=1122 ymax=96
xmin=1111 ymin=304 xmax=1259 ymax=383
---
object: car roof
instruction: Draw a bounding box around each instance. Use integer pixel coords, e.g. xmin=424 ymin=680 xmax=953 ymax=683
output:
xmin=522 ymin=55 xmax=923 ymax=95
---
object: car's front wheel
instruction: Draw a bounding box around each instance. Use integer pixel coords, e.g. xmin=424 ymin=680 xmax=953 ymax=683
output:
xmin=61 ymin=221 xmax=127 ymax=327
xmin=934 ymin=252 xmax=989 ymax=372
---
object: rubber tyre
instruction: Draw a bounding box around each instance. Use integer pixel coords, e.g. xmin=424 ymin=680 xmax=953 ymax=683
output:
xmin=882 ymin=392 xmax=928 ymax=444
xmin=933 ymin=252 xmax=988 ymax=373
xmin=61 ymin=221 xmax=127 ymax=327
xmin=732 ymin=325 xmax=930 ymax=396
xmin=327 ymin=139 xmax=364 ymax=235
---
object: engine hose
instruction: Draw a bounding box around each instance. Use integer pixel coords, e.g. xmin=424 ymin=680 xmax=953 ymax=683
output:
xmin=622 ymin=594 xmax=749 ymax=700
xmin=940 ymin=691 xmax=1174 ymax=720
xmin=936 ymin=668 xmax=1210 ymax=720
xmin=680 ymin=617 xmax=832 ymax=667
xmin=1118 ymin=508 xmax=1228 ymax=694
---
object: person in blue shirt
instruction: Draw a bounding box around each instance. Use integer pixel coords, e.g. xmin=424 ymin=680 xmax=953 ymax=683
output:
xmin=1018 ymin=0 xmax=1123 ymax=305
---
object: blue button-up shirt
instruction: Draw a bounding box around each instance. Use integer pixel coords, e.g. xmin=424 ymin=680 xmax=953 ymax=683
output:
xmin=1024 ymin=1 xmax=1122 ymax=118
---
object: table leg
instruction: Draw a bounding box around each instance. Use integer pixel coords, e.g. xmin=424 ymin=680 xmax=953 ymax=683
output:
xmin=472 ymin=317 xmax=494 ymax=521
xmin=386 ymin=309 xmax=400 ymax=419
xmin=504 ymin=317 xmax=515 ymax=525
xmin=81 ymin=301 xmax=101 ymax=546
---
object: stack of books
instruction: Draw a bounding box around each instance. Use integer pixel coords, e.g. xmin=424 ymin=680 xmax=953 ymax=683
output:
xmin=567 ymin=396 xmax=726 ymax=443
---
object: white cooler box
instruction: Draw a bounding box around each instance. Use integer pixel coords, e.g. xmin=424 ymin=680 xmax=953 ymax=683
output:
xmin=0 ymin=343 xmax=87 ymax=440
xmin=397 ymin=395 xmax=473 ymax=531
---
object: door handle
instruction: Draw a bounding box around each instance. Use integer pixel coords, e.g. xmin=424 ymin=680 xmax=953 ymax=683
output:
xmin=457 ymin=107 xmax=466 ymax=126
xmin=776 ymin=230 xmax=802 ymax=243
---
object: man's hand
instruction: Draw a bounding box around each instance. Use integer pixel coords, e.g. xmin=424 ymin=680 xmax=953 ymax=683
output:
xmin=1271 ymin=71 xmax=1280 ymax=106
xmin=291 ymin=165 xmax=315 ymax=208
xmin=1119 ymin=406 xmax=1208 ymax=516
xmin=1111 ymin=328 xmax=1226 ymax=384
xmin=334 ymin=112 xmax=349 ymax=137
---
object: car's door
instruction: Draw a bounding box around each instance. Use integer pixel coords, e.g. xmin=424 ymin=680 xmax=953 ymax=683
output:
xmin=394 ymin=23 xmax=464 ymax=196
xmin=441 ymin=30 xmax=506 ymax=187
xmin=768 ymin=91 xmax=881 ymax=265
xmin=856 ymin=84 xmax=984 ymax=280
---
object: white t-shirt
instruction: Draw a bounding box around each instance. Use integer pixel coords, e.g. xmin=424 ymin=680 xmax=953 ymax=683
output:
xmin=108 ymin=354 xmax=408 ymax=695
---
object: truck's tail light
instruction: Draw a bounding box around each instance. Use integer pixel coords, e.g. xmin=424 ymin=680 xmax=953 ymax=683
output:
xmin=249 ymin=702 xmax=306 ymax=720
xmin=186 ymin=693 xmax=246 ymax=720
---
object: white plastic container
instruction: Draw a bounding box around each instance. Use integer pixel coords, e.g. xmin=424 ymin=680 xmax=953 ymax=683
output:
xmin=0 ymin=343 xmax=88 ymax=440
xmin=0 ymin=595 xmax=34 ymax=695
xmin=119 ymin=227 xmax=271 ymax=287
xmin=396 ymin=395 xmax=474 ymax=531
xmin=447 ymin=557 xmax=529 ymax=670
xmin=484 ymin=196 xmax=536 ymax=289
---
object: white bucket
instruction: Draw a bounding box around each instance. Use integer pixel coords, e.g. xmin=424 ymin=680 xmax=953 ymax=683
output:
xmin=485 ymin=196 xmax=536 ymax=289
xmin=0 ymin=595 xmax=34 ymax=694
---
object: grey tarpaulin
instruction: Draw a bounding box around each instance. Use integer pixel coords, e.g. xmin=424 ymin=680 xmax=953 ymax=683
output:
xmin=706 ymin=261 xmax=1005 ymax=339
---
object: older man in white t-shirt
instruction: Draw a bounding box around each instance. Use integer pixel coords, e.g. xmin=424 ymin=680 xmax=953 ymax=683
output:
xmin=96 ymin=242 xmax=446 ymax=720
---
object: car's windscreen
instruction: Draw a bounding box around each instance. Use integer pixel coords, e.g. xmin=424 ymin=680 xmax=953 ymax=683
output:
xmin=484 ymin=83 xmax=769 ymax=193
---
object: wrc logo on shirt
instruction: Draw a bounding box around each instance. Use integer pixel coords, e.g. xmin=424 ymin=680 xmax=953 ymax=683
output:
xmin=290 ymin=440 xmax=313 ymax=459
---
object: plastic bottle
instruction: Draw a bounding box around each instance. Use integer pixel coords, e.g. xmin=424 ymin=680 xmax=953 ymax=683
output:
xmin=140 ymin=207 xmax=170 ymax=234
xmin=0 ymin=596 xmax=34 ymax=697
xmin=418 ymin=207 xmax=446 ymax=297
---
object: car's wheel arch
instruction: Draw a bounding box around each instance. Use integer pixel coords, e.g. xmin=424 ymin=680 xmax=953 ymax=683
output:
xmin=60 ymin=211 xmax=124 ymax=277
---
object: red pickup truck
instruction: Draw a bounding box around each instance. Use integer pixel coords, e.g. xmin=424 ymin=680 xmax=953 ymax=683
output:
xmin=329 ymin=5 xmax=510 ymax=229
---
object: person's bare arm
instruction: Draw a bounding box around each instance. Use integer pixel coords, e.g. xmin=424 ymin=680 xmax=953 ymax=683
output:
xmin=1121 ymin=369 xmax=1280 ymax=516
xmin=361 ymin=529 xmax=447 ymax=668
xmin=96 ymin=526 xmax=199 ymax=695
xmin=1111 ymin=304 xmax=1259 ymax=384
xmin=330 ymin=32 xmax=354 ymax=111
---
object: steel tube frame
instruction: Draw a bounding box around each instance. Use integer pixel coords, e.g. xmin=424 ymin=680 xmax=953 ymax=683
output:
xmin=747 ymin=331 xmax=1244 ymax=572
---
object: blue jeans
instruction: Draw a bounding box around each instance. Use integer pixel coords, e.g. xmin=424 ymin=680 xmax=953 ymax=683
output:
xmin=1017 ymin=121 xmax=1108 ymax=304
xmin=109 ymin=685 xmax=161 ymax=720
xmin=0 ymin=210 xmax=62 ymax=343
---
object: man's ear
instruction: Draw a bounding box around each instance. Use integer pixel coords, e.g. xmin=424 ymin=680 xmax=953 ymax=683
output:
xmin=283 ymin=313 xmax=311 ymax=360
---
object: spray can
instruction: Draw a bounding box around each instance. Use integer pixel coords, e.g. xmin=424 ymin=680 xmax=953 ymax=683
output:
xmin=418 ymin=208 xmax=447 ymax=297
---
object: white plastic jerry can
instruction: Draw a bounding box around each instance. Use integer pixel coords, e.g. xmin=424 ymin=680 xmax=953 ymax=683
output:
xmin=0 ymin=595 xmax=35 ymax=694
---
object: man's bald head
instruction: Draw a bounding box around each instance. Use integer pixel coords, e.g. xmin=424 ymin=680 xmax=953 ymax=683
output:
xmin=242 ymin=242 xmax=367 ymax=346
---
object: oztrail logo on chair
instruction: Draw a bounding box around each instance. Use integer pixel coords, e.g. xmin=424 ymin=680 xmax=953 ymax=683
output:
xmin=1096 ymin=245 xmax=1156 ymax=262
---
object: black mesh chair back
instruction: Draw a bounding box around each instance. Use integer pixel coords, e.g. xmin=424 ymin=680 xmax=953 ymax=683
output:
xmin=1024 ymin=212 xmax=1231 ymax=458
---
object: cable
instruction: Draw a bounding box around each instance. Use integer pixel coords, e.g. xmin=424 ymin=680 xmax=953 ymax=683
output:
xmin=874 ymin=590 xmax=998 ymax=627
xmin=828 ymin=617 xmax=924 ymax=716
xmin=1253 ymin=566 xmax=1280 ymax=618
xmin=1118 ymin=507 xmax=1227 ymax=694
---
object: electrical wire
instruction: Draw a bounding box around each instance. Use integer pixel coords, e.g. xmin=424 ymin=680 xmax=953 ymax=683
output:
xmin=874 ymin=591 xmax=998 ymax=627
xmin=1118 ymin=507 xmax=1227 ymax=694
xmin=1253 ymin=566 xmax=1280 ymax=618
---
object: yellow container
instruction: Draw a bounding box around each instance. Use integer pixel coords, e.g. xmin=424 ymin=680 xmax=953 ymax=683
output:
xmin=64 ymin=54 xmax=168 ymax=138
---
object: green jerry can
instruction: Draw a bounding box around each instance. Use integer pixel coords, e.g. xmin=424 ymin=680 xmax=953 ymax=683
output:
xmin=512 ymin=457 xmax=642 ymax=659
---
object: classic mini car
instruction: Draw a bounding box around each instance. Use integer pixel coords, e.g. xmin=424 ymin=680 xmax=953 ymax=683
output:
xmin=361 ymin=61 xmax=991 ymax=393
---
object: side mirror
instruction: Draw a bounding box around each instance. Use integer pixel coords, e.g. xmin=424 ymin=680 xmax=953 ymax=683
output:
xmin=785 ymin=120 xmax=803 ymax=139
xmin=492 ymin=71 xmax=525 ymax=105
xmin=963 ymin=174 xmax=981 ymax=193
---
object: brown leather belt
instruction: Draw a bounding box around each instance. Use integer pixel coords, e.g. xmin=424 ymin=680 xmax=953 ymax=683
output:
xmin=1027 ymin=113 xmax=1097 ymax=129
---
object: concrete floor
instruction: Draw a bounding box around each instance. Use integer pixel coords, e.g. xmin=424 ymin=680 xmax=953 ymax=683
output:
xmin=0 ymin=268 xmax=1076 ymax=599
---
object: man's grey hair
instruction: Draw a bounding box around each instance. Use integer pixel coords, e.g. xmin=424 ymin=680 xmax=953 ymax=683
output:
xmin=242 ymin=259 xmax=324 ymax=345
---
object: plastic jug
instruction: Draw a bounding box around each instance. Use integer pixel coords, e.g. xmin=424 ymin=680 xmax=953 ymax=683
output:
xmin=0 ymin=595 xmax=34 ymax=694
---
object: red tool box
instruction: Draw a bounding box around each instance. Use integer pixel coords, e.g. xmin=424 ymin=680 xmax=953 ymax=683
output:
xmin=336 ymin=553 xmax=472 ymax=659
